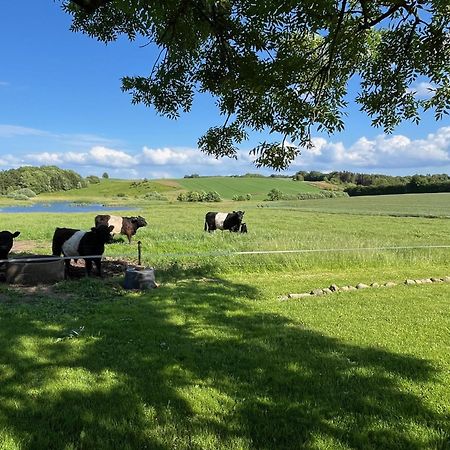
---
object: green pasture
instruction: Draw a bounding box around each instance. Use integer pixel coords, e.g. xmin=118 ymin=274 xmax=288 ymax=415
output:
xmin=35 ymin=179 xmax=178 ymax=203
xmin=0 ymin=191 xmax=450 ymax=449
xmin=270 ymin=192 xmax=450 ymax=218
xmin=7 ymin=177 xmax=322 ymax=203
xmin=175 ymin=176 xmax=320 ymax=200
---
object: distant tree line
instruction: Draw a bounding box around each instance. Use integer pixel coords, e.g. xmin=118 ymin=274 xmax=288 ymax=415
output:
xmin=294 ymin=170 xmax=450 ymax=196
xmin=0 ymin=166 xmax=87 ymax=195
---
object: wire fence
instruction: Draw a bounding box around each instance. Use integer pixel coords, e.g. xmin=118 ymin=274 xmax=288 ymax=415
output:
xmin=1 ymin=244 xmax=450 ymax=265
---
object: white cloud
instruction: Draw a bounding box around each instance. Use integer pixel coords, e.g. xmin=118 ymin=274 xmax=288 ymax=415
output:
xmin=25 ymin=152 xmax=62 ymax=164
xmin=89 ymin=146 xmax=137 ymax=168
xmin=0 ymin=124 xmax=50 ymax=138
xmin=0 ymin=155 xmax=19 ymax=166
xmin=141 ymin=146 xmax=222 ymax=166
xmin=292 ymin=126 xmax=450 ymax=171
xmin=64 ymin=152 xmax=88 ymax=164
xmin=407 ymin=81 xmax=436 ymax=99
xmin=2 ymin=124 xmax=450 ymax=177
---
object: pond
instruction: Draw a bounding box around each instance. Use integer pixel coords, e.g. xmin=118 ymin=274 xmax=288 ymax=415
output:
xmin=0 ymin=201 xmax=137 ymax=214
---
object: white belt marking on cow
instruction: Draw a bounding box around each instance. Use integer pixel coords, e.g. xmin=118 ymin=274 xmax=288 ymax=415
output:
xmin=62 ymin=230 xmax=86 ymax=256
xmin=214 ymin=213 xmax=228 ymax=230
xmin=108 ymin=215 xmax=123 ymax=234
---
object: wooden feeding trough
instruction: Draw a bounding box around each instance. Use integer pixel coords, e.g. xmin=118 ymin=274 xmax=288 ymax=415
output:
xmin=6 ymin=255 xmax=65 ymax=285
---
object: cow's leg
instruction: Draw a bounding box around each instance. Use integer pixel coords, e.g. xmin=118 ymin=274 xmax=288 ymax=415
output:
xmin=93 ymin=258 xmax=102 ymax=277
xmin=64 ymin=258 xmax=71 ymax=279
xmin=85 ymin=258 xmax=93 ymax=277
xmin=127 ymin=234 xmax=132 ymax=244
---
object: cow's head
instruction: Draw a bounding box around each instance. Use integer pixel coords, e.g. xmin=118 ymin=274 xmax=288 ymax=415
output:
xmin=131 ymin=216 xmax=148 ymax=229
xmin=235 ymin=211 xmax=245 ymax=221
xmin=90 ymin=225 xmax=114 ymax=244
xmin=0 ymin=230 xmax=20 ymax=260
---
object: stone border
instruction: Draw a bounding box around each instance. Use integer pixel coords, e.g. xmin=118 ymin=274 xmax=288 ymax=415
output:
xmin=279 ymin=276 xmax=450 ymax=301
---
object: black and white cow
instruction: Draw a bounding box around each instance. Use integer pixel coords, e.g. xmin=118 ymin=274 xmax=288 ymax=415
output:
xmin=52 ymin=224 xmax=114 ymax=276
xmin=0 ymin=230 xmax=20 ymax=260
xmin=94 ymin=215 xmax=147 ymax=243
xmin=204 ymin=211 xmax=245 ymax=232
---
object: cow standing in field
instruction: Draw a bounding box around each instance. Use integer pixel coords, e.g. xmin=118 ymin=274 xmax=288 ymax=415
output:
xmin=204 ymin=211 xmax=245 ymax=232
xmin=52 ymin=224 xmax=114 ymax=277
xmin=0 ymin=230 xmax=20 ymax=260
xmin=94 ymin=215 xmax=147 ymax=243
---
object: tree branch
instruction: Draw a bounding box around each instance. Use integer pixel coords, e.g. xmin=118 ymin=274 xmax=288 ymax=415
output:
xmin=70 ymin=0 xmax=113 ymax=14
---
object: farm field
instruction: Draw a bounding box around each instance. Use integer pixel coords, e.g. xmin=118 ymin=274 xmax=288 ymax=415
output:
xmin=175 ymin=176 xmax=321 ymax=200
xmin=0 ymin=184 xmax=449 ymax=449
xmin=270 ymin=192 xmax=450 ymax=218
xmin=10 ymin=177 xmax=323 ymax=204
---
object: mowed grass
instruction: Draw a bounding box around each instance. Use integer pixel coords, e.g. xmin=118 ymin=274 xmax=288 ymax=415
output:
xmin=175 ymin=176 xmax=320 ymax=200
xmin=271 ymin=192 xmax=450 ymax=218
xmin=0 ymin=192 xmax=450 ymax=449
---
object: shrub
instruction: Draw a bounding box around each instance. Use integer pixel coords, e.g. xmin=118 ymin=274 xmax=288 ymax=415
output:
xmin=202 ymin=190 xmax=222 ymax=202
xmin=86 ymin=175 xmax=101 ymax=184
xmin=177 ymin=190 xmax=222 ymax=202
xmin=143 ymin=191 xmax=168 ymax=201
xmin=15 ymin=188 xmax=37 ymax=198
xmin=267 ymin=188 xmax=285 ymax=201
xmin=232 ymin=193 xmax=252 ymax=201
xmin=7 ymin=193 xmax=30 ymax=201
xmin=296 ymin=191 xmax=349 ymax=200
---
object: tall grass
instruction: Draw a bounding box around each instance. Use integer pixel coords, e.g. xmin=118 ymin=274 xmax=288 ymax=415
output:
xmin=3 ymin=200 xmax=450 ymax=283
xmin=1 ymin=194 xmax=450 ymax=449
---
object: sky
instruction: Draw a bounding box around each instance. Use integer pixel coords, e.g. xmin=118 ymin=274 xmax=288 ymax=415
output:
xmin=0 ymin=2 xmax=449 ymax=179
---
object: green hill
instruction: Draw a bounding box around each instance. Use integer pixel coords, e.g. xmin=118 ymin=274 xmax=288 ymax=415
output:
xmin=31 ymin=176 xmax=321 ymax=203
xmin=174 ymin=176 xmax=320 ymax=200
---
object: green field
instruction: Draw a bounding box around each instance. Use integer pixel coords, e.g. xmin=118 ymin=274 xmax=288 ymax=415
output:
xmin=25 ymin=176 xmax=321 ymax=203
xmin=0 ymin=180 xmax=449 ymax=449
xmin=270 ymin=192 xmax=450 ymax=218
xmin=176 ymin=176 xmax=320 ymax=200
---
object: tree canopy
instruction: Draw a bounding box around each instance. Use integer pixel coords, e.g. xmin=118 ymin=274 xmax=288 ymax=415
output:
xmin=64 ymin=0 xmax=450 ymax=169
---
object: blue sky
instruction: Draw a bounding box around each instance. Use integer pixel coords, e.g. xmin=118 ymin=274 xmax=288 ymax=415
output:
xmin=0 ymin=2 xmax=449 ymax=179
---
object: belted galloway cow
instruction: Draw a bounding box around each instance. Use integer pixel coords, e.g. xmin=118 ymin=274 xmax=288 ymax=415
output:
xmin=204 ymin=211 xmax=245 ymax=232
xmin=0 ymin=231 xmax=20 ymax=260
xmin=52 ymin=224 xmax=114 ymax=277
xmin=94 ymin=215 xmax=147 ymax=243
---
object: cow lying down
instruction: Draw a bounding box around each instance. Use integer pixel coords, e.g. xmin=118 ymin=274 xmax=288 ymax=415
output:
xmin=52 ymin=224 xmax=113 ymax=277
xmin=204 ymin=211 xmax=245 ymax=232
xmin=94 ymin=215 xmax=147 ymax=243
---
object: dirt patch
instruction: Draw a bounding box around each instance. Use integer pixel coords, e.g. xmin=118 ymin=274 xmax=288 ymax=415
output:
xmin=66 ymin=258 xmax=129 ymax=278
xmin=155 ymin=179 xmax=181 ymax=189
xmin=12 ymin=240 xmax=47 ymax=254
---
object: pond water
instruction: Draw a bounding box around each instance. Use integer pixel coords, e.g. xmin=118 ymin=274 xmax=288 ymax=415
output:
xmin=0 ymin=201 xmax=137 ymax=214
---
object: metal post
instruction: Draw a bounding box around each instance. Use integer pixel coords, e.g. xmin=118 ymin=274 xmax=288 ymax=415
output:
xmin=138 ymin=240 xmax=142 ymax=265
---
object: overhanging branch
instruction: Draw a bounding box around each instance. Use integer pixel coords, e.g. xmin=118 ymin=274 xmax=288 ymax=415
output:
xmin=70 ymin=0 xmax=113 ymax=14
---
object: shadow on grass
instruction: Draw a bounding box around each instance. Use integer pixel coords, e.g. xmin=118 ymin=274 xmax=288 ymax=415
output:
xmin=0 ymin=270 xmax=448 ymax=449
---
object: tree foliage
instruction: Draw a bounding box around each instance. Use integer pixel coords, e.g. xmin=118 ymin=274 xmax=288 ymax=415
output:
xmin=64 ymin=1 xmax=450 ymax=169
xmin=0 ymin=166 xmax=87 ymax=195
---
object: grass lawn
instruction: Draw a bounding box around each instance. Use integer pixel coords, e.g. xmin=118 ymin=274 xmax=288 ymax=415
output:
xmin=0 ymin=188 xmax=449 ymax=449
